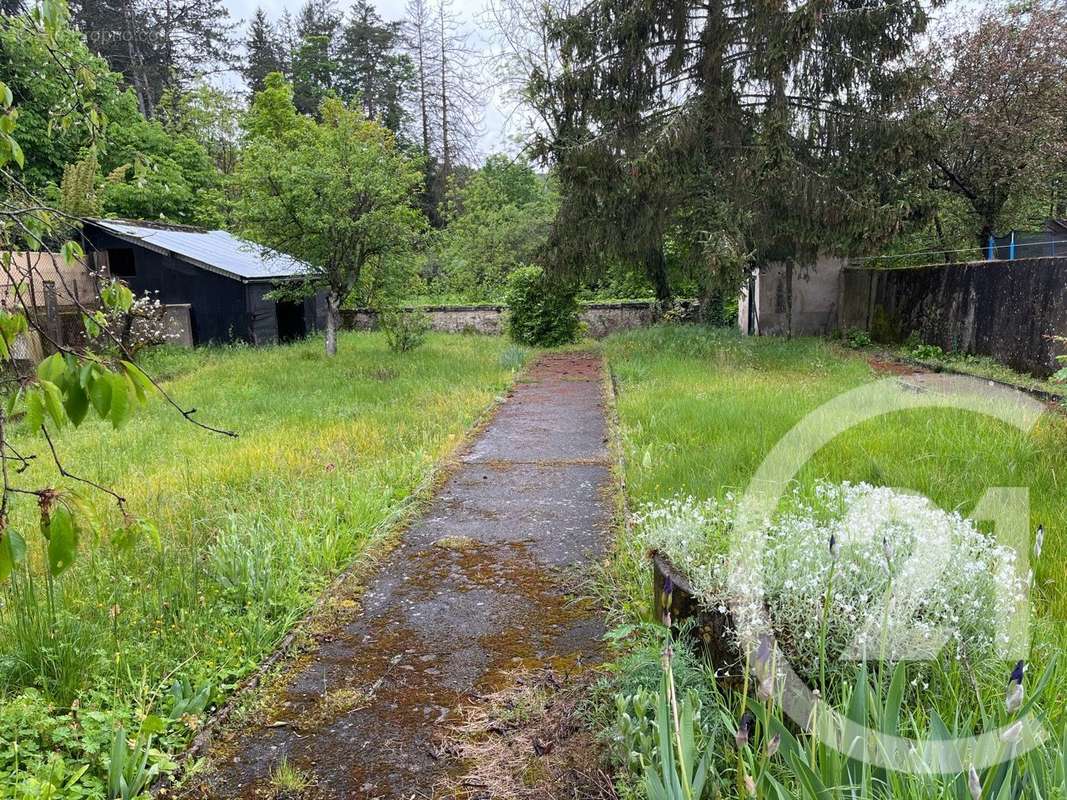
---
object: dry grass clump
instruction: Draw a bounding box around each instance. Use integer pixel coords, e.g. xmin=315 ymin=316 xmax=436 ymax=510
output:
xmin=439 ymin=669 xmax=616 ymax=800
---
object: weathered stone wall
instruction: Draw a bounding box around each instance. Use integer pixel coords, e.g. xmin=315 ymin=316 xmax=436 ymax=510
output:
xmin=344 ymin=305 xmax=505 ymax=334
xmin=342 ymin=301 xmax=682 ymax=338
xmin=841 ymin=258 xmax=1067 ymax=377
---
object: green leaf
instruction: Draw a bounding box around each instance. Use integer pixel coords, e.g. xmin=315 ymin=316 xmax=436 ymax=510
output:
xmin=108 ymin=371 xmax=130 ymax=428
xmin=45 ymin=506 xmax=78 ymax=575
xmin=882 ymin=663 xmax=907 ymax=737
xmin=24 ymin=388 xmax=45 ymax=433
xmin=789 ymin=752 xmax=832 ymax=800
xmin=101 ymin=281 xmax=133 ymax=312
xmin=0 ymin=530 xmax=27 ymax=581
xmin=122 ymin=360 xmax=153 ymax=403
xmin=140 ymin=714 xmax=166 ymax=735
xmin=0 ymin=310 xmax=27 ymax=353
xmin=64 ymin=381 xmax=90 ymax=426
xmin=83 ymin=311 xmax=104 ymax=338
xmin=88 ymin=371 xmax=112 ymax=419
xmin=37 ymin=352 xmax=66 ymax=384
xmin=39 ymin=379 xmax=66 ymax=428
xmin=60 ymin=240 xmax=84 ymax=266
xmin=6 ymin=387 xmax=22 ymax=418
xmin=9 ymin=137 xmax=23 ymax=168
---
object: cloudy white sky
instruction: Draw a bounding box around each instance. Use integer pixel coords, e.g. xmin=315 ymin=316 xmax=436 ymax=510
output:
xmin=218 ymin=0 xmax=515 ymax=158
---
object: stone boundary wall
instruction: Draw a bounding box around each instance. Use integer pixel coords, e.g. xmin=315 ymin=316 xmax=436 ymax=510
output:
xmin=840 ymin=257 xmax=1067 ymax=377
xmin=341 ymin=301 xmax=684 ymax=339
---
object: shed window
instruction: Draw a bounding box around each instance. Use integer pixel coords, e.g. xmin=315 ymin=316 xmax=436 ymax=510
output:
xmin=108 ymin=248 xmax=136 ymax=277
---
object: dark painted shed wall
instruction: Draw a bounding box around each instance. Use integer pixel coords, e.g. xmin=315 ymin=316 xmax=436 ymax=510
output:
xmin=83 ymin=227 xmax=249 ymax=344
xmin=82 ymin=224 xmax=328 ymax=346
xmin=841 ymin=258 xmax=1067 ymax=377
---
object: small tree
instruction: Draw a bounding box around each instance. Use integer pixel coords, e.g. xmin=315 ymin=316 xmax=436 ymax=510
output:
xmin=435 ymin=155 xmax=557 ymax=300
xmin=923 ymin=2 xmax=1067 ymax=246
xmin=235 ymin=77 xmax=426 ymax=356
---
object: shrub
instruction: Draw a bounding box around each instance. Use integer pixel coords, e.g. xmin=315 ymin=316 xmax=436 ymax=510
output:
xmin=845 ymin=328 xmax=872 ymax=349
xmin=89 ymin=284 xmax=175 ymax=356
xmin=903 ymin=331 xmax=946 ymax=361
xmin=498 ymin=344 xmax=527 ymax=371
xmin=909 ymin=342 xmax=946 ymax=361
xmin=1052 ymin=335 xmax=1066 ymax=383
xmin=378 ymin=308 xmax=431 ymax=353
xmin=637 ymin=482 xmax=1027 ymax=682
xmin=869 ymin=304 xmax=901 ymax=343
xmin=504 ymin=265 xmax=581 ymax=347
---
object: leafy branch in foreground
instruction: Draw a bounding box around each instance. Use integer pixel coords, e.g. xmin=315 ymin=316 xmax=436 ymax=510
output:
xmin=0 ymin=0 xmax=234 ymax=593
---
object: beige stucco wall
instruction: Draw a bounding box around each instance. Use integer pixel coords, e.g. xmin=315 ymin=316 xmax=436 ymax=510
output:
xmin=738 ymin=256 xmax=846 ymax=336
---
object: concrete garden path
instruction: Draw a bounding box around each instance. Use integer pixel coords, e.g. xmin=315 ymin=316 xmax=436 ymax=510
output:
xmin=188 ymin=353 xmax=613 ymax=800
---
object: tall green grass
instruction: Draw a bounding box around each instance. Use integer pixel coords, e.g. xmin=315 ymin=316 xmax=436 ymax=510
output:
xmin=601 ymin=325 xmax=1067 ymax=799
xmin=603 ymin=325 xmax=1066 ymax=621
xmin=0 ymin=332 xmax=517 ymax=796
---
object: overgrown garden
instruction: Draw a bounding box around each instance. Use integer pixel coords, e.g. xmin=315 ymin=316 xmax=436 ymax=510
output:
xmin=0 ymin=0 xmax=1065 ymax=797
xmin=598 ymin=326 xmax=1067 ymax=799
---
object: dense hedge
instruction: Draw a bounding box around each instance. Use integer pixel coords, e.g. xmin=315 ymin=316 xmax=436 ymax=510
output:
xmin=504 ymin=266 xmax=582 ymax=347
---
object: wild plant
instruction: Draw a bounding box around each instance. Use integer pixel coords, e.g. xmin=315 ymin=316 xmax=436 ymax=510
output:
xmin=107 ymin=723 xmax=160 ymax=800
xmin=640 ymin=623 xmax=718 ymax=800
xmin=638 ymin=483 xmax=1027 ymax=683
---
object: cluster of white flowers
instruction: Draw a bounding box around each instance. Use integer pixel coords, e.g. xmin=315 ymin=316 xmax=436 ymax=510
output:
xmin=638 ymin=482 xmax=1029 ymax=680
xmin=97 ymin=289 xmax=178 ymax=354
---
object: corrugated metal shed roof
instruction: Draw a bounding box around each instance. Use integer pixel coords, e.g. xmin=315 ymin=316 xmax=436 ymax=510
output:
xmin=87 ymin=219 xmax=312 ymax=283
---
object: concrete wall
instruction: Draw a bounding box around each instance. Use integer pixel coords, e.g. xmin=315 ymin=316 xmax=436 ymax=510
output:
xmin=341 ymin=301 xmax=683 ymax=338
xmin=840 ymin=257 xmax=1067 ymax=377
xmin=738 ymin=256 xmax=846 ymax=336
xmin=163 ymin=304 xmax=194 ymax=347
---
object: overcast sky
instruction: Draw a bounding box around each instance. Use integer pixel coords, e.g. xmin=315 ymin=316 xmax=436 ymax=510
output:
xmin=219 ymin=0 xmax=515 ymax=159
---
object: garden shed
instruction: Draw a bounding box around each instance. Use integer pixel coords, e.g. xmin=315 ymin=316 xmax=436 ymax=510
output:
xmin=81 ymin=219 xmax=326 ymax=346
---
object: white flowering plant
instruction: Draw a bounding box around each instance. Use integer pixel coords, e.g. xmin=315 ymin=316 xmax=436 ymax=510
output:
xmin=637 ymin=482 xmax=1028 ymax=681
xmin=87 ymin=283 xmax=177 ymax=356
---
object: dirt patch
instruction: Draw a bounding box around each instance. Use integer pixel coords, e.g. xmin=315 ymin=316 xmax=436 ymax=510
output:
xmin=867 ymin=356 xmax=922 ymax=377
xmin=440 ymin=669 xmax=617 ymax=800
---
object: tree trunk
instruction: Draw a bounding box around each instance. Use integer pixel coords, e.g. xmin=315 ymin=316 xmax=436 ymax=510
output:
xmin=438 ymin=5 xmax=451 ymax=178
xmin=979 ymin=223 xmax=994 ymax=259
xmin=325 ymin=291 xmax=340 ymax=357
xmin=644 ymin=246 xmax=672 ymax=303
xmin=785 ymin=260 xmax=794 ymax=340
xmin=933 ymin=213 xmax=952 ymax=264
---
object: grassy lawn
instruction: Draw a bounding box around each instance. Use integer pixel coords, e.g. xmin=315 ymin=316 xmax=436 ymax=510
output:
xmin=600 ymin=325 xmax=1067 ymax=798
xmin=603 ymin=325 xmax=1066 ymax=621
xmin=0 ymin=332 xmax=519 ymax=795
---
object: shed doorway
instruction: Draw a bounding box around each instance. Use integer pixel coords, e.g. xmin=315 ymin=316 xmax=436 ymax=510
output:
xmin=276 ymin=300 xmax=307 ymax=342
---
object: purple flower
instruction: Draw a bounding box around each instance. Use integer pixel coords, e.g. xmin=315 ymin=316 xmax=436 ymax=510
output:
xmin=735 ymin=711 xmax=755 ymax=748
xmin=1009 ymin=660 xmax=1025 ymax=686
xmin=663 ymin=574 xmax=674 ymax=598
xmin=755 ymin=634 xmax=772 ymax=669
